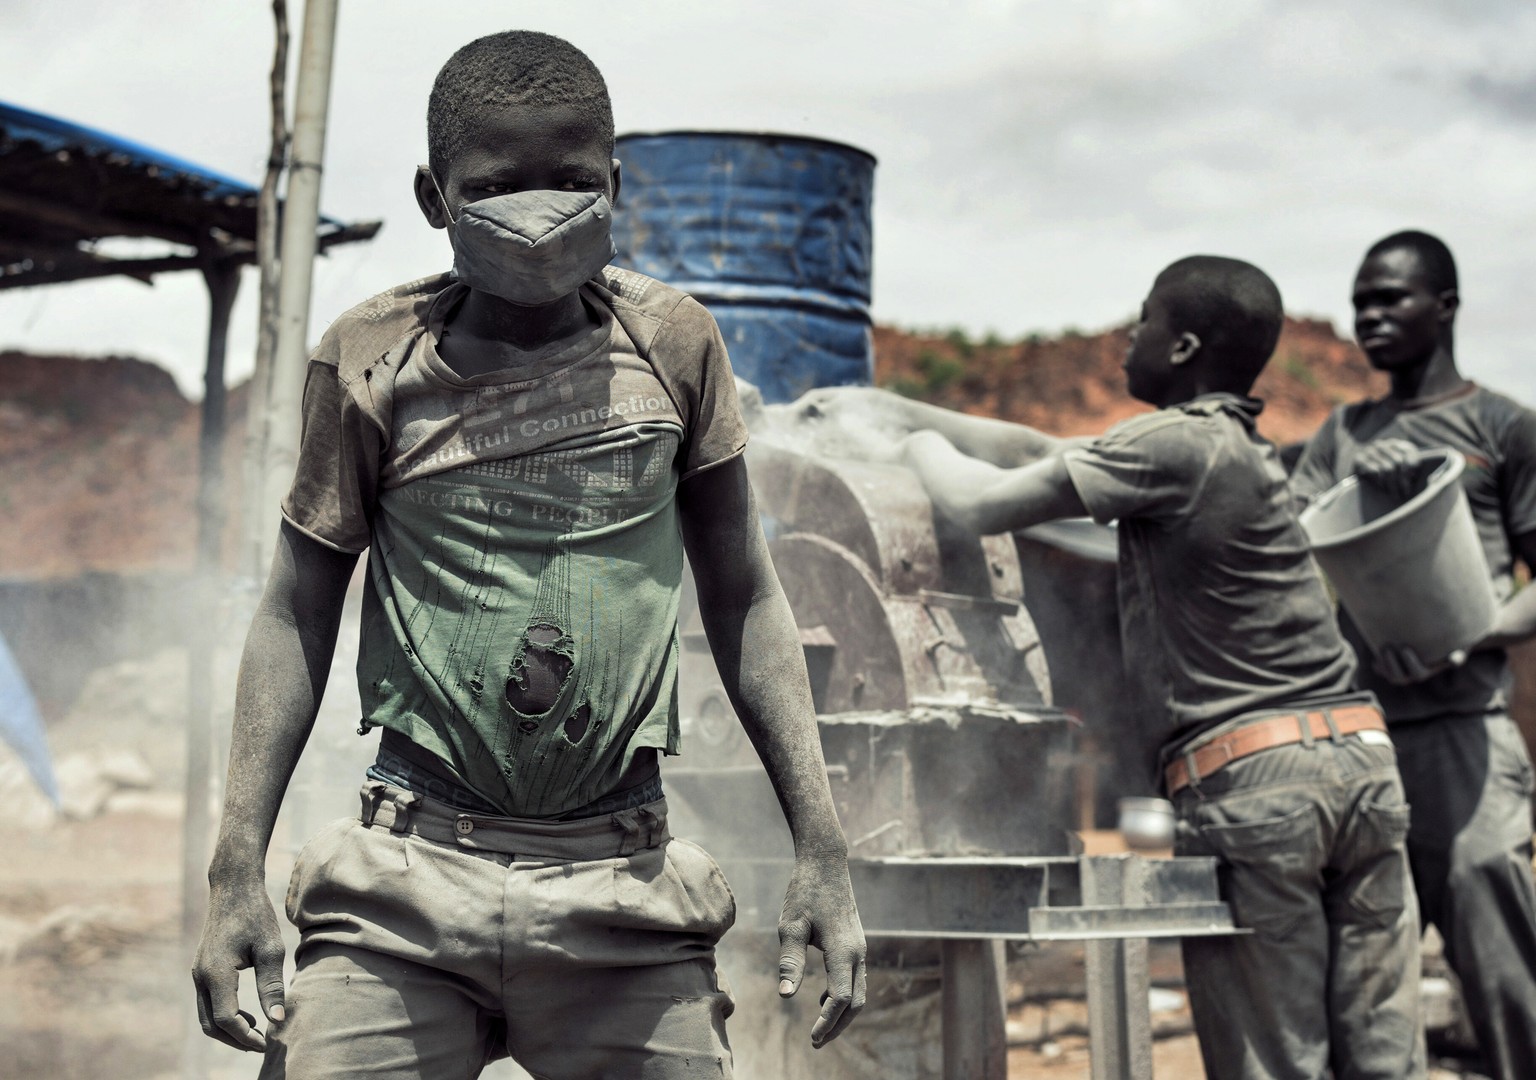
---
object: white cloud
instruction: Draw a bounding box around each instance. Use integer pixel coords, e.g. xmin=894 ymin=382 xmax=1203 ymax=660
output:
xmin=1 ymin=0 xmax=1532 ymax=402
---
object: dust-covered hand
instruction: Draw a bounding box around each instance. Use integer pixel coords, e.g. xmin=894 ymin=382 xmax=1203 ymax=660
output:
xmin=1372 ymin=641 xmax=1467 ymax=685
xmin=1353 ymin=438 xmax=1424 ymax=501
xmin=777 ymin=850 xmax=867 ymax=1048
xmin=793 ymin=385 xmax=904 ymax=431
xmin=780 ymin=387 xmax=909 ymax=464
xmin=192 ymin=878 xmax=289 ymax=1052
xmin=796 ymin=386 xmax=922 ymax=443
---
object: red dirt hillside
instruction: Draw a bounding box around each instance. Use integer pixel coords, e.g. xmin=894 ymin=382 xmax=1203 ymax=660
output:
xmin=0 ymin=351 xmax=246 ymax=578
xmin=874 ymin=316 xmax=1386 ymax=447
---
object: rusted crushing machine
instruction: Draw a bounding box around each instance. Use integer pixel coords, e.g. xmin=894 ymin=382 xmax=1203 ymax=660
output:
xmin=665 ymin=428 xmax=1082 ymax=1080
xmin=670 ymin=433 xmax=1080 ymax=862
xmin=667 ymin=425 xmax=1244 ymax=1080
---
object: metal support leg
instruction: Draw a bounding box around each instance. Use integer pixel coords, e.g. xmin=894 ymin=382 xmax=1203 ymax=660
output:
xmin=940 ymin=938 xmax=1008 ymax=1080
xmin=1083 ymin=857 xmax=1154 ymax=1080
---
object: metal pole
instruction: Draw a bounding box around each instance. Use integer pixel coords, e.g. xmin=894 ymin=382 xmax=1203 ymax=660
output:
xmin=940 ymin=938 xmax=1009 ymax=1080
xmin=193 ymin=258 xmax=241 ymax=579
xmin=1083 ymin=856 xmax=1154 ymax=1080
xmin=257 ymin=0 xmax=339 ymax=573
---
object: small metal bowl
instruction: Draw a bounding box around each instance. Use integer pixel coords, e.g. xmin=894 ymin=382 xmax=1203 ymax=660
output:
xmin=1117 ymin=796 xmax=1175 ymax=850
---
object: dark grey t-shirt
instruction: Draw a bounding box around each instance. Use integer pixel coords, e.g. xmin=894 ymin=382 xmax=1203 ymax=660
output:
xmin=1292 ymin=384 xmax=1536 ymax=722
xmin=1064 ymin=394 xmax=1357 ymax=751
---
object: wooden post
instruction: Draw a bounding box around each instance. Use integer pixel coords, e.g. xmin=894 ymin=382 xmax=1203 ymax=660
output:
xmin=242 ymin=0 xmax=289 ymax=581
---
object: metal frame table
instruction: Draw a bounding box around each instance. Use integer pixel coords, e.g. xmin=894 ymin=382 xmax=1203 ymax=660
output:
xmin=722 ymin=853 xmax=1246 ymax=1080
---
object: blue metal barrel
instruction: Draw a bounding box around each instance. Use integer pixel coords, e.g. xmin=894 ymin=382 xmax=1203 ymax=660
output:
xmin=612 ymin=131 xmax=876 ymax=403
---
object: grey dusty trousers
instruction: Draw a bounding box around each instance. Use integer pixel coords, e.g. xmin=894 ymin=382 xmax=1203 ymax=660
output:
xmin=1391 ymin=711 xmax=1536 ymax=1080
xmin=1172 ymin=727 xmax=1426 ymax=1080
xmin=260 ymin=783 xmax=737 ymax=1080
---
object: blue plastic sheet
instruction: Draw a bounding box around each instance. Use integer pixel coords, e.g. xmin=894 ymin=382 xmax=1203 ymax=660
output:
xmin=0 ymin=631 xmax=59 ymax=805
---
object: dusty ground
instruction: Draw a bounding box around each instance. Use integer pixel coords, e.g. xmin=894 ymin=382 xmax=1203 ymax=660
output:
xmin=1 ymin=802 xmax=191 ymax=1080
xmin=1 ymin=790 xmax=1492 ymax=1079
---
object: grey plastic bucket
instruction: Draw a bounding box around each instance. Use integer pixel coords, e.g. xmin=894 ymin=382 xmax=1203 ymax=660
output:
xmin=1298 ymin=448 xmax=1496 ymax=664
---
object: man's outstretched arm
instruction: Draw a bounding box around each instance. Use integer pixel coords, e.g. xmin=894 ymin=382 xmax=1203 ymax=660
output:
xmin=191 ymin=522 xmax=358 ymax=1052
xmin=900 ymin=429 xmax=1088 ymax=535
xmin=791 ymin=385 xmax=1085 ymax=468
xmin=677 ymin=455 xmax=866 ymax=1049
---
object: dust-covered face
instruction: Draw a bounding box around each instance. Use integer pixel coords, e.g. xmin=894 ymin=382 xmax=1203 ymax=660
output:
xmin=1351 ymin=247 xmax=1452 ymax=372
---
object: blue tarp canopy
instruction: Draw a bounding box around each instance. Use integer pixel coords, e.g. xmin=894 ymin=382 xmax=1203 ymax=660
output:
xmin=0 ymin=99 xmax=377 ymax=288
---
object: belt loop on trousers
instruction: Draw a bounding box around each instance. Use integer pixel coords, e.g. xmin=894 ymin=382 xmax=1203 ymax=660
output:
xmin=612 ymin=805 xmax=663 ymax=856
xmin=390 ymin=789 xmax=423 ymax=833
xmin=1182 ymin=749 xmax=1202 ymax=796
xmin=613 ymin=809 xmax=642 ymax=856
xmin=639 ymin=806 xmax=662 ymax=849
xmin=1322 ymin=707 xmax=1344 ymax=743
xmin=360 ymin=780 xmax=388 ymax=826
xmin=1298 ymin=712 xmax=1317 ymax=749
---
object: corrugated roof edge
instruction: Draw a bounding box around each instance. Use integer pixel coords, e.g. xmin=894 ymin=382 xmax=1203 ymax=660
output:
xmin=0 ymin=99 xmax=344 ymax=226
xmin=1 ymin=100 xmax=257 ymax=198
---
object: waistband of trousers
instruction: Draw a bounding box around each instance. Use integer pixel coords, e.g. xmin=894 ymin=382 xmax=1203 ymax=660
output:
xmin=357 ymin=779 xmax=671 ymax=859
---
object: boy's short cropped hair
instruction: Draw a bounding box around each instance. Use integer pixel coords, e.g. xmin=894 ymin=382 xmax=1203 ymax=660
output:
xmin=1156 ymin=255 xmax=1283 ymax=394
xmin=427 ymin=30 xmax=615 ymax=176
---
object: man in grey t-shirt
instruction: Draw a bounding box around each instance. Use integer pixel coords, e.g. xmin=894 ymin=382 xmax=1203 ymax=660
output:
xmin=817 ymin=255 xmax=1424 ymax=1079
xmin=1293 ymin=230 xmax=1536 ymax=1080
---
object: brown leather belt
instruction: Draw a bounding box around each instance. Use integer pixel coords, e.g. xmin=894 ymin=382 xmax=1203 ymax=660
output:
xmin=1164 ymin=704 xmax=1387 ymax=796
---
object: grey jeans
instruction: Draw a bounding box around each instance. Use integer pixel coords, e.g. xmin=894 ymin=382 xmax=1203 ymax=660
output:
xmin=1173 ymin=729 xmax=1426 ymax=1080
xmin=1392 ymin=711 xmax=1536 ymax=1080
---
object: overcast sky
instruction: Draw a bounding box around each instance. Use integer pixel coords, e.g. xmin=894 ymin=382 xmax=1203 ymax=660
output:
xmin=2 ymin=0 xmax=1533 ymax=402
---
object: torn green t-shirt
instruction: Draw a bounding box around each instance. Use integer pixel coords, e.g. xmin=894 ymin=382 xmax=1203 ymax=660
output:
xmin=281 ymin=269 xmax=748 ymax=816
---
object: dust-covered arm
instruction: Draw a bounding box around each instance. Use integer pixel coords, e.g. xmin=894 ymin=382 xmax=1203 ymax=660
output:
xmin=791 ymin=385 xmax=1084 ymax=467
xmin=677 ymin=455 xmax=866 ymax=1049
xmin=1478 ymin=529 xmax=1536 ymax=650
xmin=1485 ymin=410 xmax=1536 ymax=650
xmin=900 ymin=429 xmax=1087 ymax=534
xmin=192 ymin=522 xmax=357 ymax=1052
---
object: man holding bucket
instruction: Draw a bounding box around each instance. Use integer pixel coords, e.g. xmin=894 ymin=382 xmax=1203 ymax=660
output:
xmin=1292 ymin=230 xmax=1536 ymax=1080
